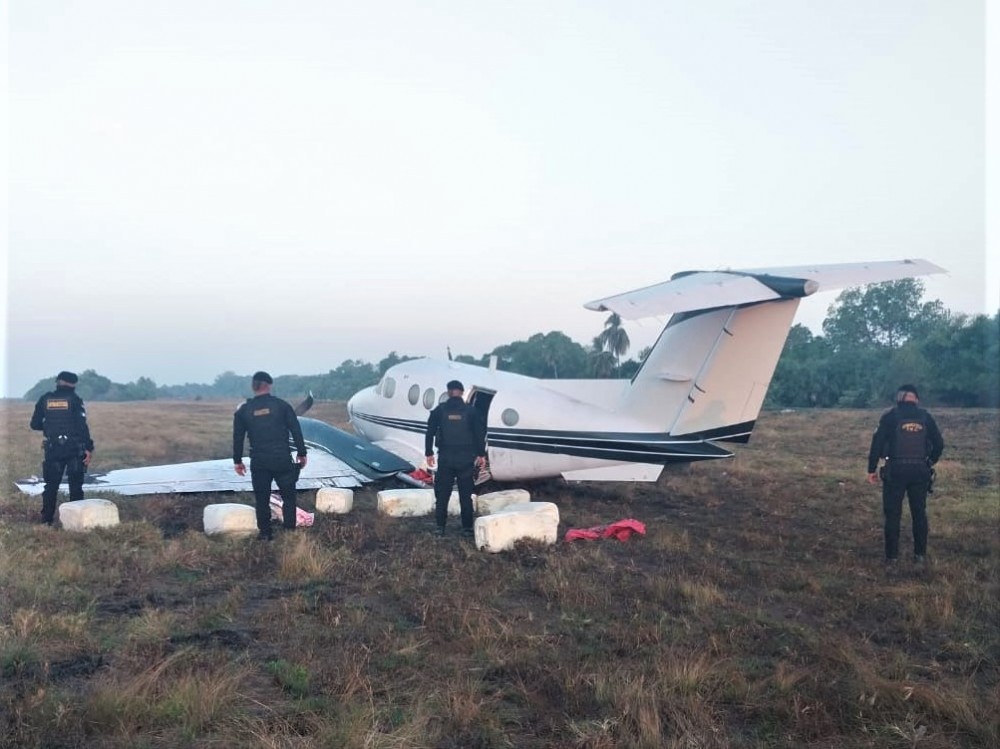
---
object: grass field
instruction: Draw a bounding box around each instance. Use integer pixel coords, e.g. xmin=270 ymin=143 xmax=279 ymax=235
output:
xmin=1 ymin=400 xmax=997 ymax=748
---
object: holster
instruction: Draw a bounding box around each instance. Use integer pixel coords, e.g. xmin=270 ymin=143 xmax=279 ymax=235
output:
xmin=44 ymin=436 xmax=82 ymax=463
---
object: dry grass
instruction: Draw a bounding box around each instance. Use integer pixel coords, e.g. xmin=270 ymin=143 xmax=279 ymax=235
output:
xmin=1 ymin=401 xmax=997 ymax=748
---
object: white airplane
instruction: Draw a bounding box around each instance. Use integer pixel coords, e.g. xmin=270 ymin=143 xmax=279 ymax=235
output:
xmin=15 ymin=258 xmax=945 ymax=497
xmin=346 ymin=258 xmax=946 ymax=483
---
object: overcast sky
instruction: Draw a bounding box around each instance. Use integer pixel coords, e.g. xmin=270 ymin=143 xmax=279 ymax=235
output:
xmin=2 ymin=1 xmax=994 ymax=398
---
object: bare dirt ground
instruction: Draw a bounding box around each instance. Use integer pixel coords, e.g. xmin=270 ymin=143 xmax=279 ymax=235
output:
xmin=1 ymin=401 xmax=997 ymax=748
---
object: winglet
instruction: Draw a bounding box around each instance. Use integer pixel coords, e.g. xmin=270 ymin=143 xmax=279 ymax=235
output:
xmin=295 ymin=392 xmax=315 ymax=416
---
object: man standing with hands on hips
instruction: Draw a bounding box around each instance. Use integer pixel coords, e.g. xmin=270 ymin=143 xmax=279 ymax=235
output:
xmin=233 ymin=371 xmax=308 ymax=541
xmin=425 ymin=379 xmax=487 ymax=538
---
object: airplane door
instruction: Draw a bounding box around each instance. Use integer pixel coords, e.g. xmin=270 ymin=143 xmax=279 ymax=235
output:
xmin=467 ymin=388 xmax=495 ymax=484
xmin=467 ymin=388 xmax=495 ymax=425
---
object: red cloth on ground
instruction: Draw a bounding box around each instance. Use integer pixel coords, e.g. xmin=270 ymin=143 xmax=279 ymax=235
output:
xmin=269 ymin=494 xmax=315 ymax=527
xmin=408 ymin=469 xmax=434 ymax=485
xmin=564 ymin=527 xmax=602 ymax=541
xmin=564 ymin=518 xmax=646 ymax=542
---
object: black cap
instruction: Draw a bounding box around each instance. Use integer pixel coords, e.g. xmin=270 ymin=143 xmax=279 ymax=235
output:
xmin=446 ymin=379 xmax=464 ymax=392
xmin=56 ymin=371 xmax=78 ymax=384
xmin=896 ymin=384 xmax=919 ymax=400
xmin=252 ymin=371 xmax=273 ymax=385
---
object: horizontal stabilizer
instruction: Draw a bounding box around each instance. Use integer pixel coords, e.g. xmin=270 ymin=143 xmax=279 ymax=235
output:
xmin=584 ymin=259 xmax=946 ymax=320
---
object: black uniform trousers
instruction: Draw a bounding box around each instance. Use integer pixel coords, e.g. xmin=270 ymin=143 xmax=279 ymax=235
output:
xmin=41 ymin=449 xmax=85 ymax=523
xmin=434 ymin=453 xmax=476 ymax=531
xmin=882 ymin=463 xmax=930 ymax=559
xmin=250 ymin=458 xmax=299 ymax=535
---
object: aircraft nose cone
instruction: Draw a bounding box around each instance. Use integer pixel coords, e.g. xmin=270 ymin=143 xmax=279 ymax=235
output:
xmin=347 ymin=387 xmax=372 ymax=432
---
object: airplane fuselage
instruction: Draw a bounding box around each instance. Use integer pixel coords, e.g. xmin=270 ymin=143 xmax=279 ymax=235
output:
xmin=346 ymin=358 xmax=733 ymax=483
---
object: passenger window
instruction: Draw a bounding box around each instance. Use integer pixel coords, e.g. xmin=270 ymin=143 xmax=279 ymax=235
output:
xmin=408 ymin=384 xmax=420 ymax=405
xmin=438 ymin=392 xmax=448 ymax=404
xmin=423 ymin=388 xmax=436 ymax=409
xmin=501 ymin=408 xmax=519 ymax=426
xmin=384 ymin=377 xmax=396 ymax=398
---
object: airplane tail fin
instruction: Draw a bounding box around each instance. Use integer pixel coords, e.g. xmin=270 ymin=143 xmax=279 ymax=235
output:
xmin=584 ymin=259 xmax=945 ymax=440
xmin=626 ymin=299 xmax=799 ymax=440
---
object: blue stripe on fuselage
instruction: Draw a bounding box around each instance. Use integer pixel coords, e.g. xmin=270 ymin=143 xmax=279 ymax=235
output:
xmin=351 ymin=411 xmax=751 ymax=464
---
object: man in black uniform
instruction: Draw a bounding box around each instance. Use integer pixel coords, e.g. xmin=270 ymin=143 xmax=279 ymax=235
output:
xmin=29 ymin=371 xmax=95 ymax=525
xmin=233 ymin=371 xmax=308 ymax=541
xmin=867 ymin=384 xmax=944 ymax=565
xmin=425 ymin=379 xmax=487 ymax=537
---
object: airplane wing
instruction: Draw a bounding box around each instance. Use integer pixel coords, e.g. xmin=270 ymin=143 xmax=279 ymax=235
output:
xmin=584 ymin=259 xmax=946 ymax=320
xmin=300 ymin=418 xmax=414 ymax=478
xmin=15 ymin=417 xmax=414 ymax=497
xmin=14 ymin=451 xmax=370 ymax=496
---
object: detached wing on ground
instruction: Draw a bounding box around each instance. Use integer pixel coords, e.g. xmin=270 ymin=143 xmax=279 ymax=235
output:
xmin=14 ymin=417 xmax=414 ymax=497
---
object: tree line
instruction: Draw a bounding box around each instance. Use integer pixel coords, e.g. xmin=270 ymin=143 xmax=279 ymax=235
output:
xmin=23 ymin=280 xmax=999 ymax=407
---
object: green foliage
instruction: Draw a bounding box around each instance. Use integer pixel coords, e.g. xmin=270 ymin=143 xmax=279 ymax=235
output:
xmin=589 ymin=347 xmax=616 ymax=378
xmin=822 ymin=279 xmax=946 ymax=350
xmin=490 ymin=331 xmax=590 ymax=378
xmin=266 ymin=659 xmax=311 ymax=699
xmin=766 ymin=326 xmax=837 ymax=407
xmin=119 ymin=376 xmax=158 ymax=401
xmin=594 ymin=312 xmax=631 ymax=373
xmin=377 ymin=351 xmax=419 ymax=376
xmin=770 ymin=278 xmax=997 ymax=408
xmin=22 ymin=369 xmax=155 ymax=402
xmin=918 ymin=311 xmax=1000 ymax=406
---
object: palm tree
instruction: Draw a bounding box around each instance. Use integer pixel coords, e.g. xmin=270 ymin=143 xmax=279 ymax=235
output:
xmin=595 ymin=313 xmax=631 ymax=373
xmin=589 ymin=346 xmax=616 ymax=378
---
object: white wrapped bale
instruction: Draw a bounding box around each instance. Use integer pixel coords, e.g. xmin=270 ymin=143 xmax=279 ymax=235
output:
xmin=498 ymin=501 xmax=559 ymax=524
xmin=377 ymin=488 xmax=435 ymax=517
xmin=377 ymin=488 xmax=470 ymax=517
xmin=203 ymin=503 xmax=257 ymax=537
xmin=476 ymin=489 xmax=531 ymax=515
xmin=59 ymin=499 xmax=120 ymax=531
xmin=315 ymin=487 xmax=353 ymax=514
xmin=473 ymin=501 xmax=560 ymax=553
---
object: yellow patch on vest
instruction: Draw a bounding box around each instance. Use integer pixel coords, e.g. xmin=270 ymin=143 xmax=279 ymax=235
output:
xmin=253 ymin=408 xmax=271 ymax=416
xmin=901 ymin=423 xmax=924 ymax=432
xmin=46 ymin=399 xmax=70 ymax=410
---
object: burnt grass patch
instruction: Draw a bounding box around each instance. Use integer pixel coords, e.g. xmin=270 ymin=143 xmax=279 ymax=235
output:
xmin=1 ymin=402 xmax=997 ymax=748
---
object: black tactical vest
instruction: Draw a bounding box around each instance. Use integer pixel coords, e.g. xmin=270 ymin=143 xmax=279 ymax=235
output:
xmin=41 ymin=393 xmax=78 ymax=441
xmin=438 ymin=404 xmax=474 ymax=449
xmin=892 ymin=409 xmax=928 ymax=464
xmin=240 ymin=395 xmax=294 ymax=458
